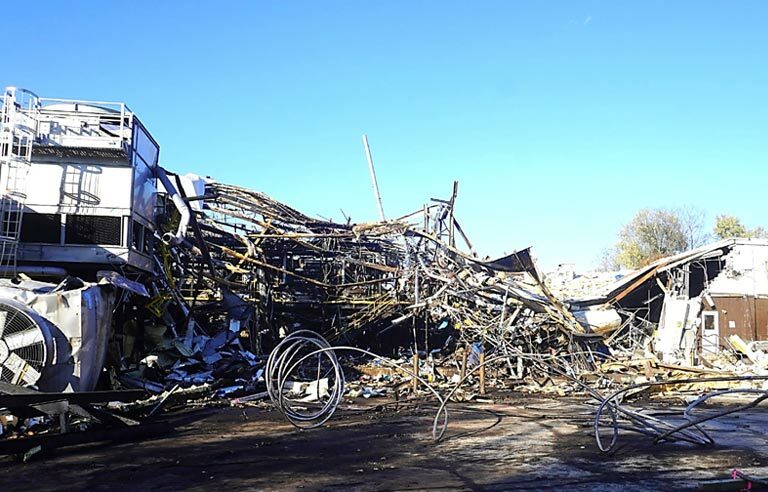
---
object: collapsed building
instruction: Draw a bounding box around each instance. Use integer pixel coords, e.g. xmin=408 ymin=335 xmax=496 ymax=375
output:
xmin=0 ymin=85 xmax=593 ymax=398
xmin=1 ymin=84 xmax=765 ymax=387
xmin=572 ymin=238 xmax=768 ymax=366
xmin=0 ymin=85 xmax=767 ymax=458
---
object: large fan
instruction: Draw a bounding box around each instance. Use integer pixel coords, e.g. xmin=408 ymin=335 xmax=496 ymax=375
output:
xmin=0 ymin=300 xmax=52 ymax=386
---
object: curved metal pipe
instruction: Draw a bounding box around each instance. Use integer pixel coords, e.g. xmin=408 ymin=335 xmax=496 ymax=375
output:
xmin=155 ymin=166 xmax=191 ymax=246
xmin=0 ymin=265 xmax=68 ymax=278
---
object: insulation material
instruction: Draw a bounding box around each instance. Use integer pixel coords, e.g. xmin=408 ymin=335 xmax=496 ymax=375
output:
xmin=708 ymin=241 xmax=768 ymax=296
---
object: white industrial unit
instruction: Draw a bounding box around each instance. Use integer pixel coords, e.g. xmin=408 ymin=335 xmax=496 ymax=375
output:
xmin=0 ymin=87 xmax=159 ymax=276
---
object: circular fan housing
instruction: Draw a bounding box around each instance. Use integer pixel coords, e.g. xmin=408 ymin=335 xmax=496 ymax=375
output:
xmin=0 ymin=299 xmax=53 ymax=387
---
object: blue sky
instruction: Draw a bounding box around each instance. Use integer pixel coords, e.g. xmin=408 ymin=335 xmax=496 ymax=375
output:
xmin=5 ymin=1 xmax=767 ymax=269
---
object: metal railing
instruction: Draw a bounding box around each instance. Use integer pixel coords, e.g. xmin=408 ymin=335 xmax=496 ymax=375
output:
xmin=35 ymin=96 xmax=134 ymax=150
xmin=0 ymin=87 xmax=40 ymax=276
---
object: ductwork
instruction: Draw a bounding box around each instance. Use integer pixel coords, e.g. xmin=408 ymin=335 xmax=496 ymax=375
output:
xmin=155 ymin=166 xmax=191 ymax=246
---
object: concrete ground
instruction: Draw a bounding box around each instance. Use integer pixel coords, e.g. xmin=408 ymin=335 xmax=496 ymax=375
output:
xmin=1 ymin=394 xmax=766 ymax=491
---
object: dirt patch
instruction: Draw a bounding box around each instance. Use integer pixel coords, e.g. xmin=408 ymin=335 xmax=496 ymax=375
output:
xmin=1 ymin=395 xmax=765 ymax=491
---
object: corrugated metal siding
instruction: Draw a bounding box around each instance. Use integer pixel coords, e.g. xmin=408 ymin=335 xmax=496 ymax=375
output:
xmin=756 ymin=298 xmax=768 ymax=341
xmin=715 ymin=296 xmax=758 ymax=341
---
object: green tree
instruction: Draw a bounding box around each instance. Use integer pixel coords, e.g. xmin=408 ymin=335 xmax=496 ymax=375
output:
xmin=713 ymin=215 xmax=749 ymax=239
xmin=615 ymin=208 xmax=689 ymax=269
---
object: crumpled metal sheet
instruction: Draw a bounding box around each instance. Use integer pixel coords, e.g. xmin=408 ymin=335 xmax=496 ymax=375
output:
xmin=0 ymin=274 xmax=140 ymax=392
xmin=97 ymin=270 xmax=150 ymax=297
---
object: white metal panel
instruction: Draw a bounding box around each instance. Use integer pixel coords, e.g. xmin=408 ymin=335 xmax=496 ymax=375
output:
xmin=655 ymin=295 xmax=702 ymax=363
xmin=24 ymin=163 xmax=63 ymax=206
xmin=18 ymin=244 xmax=130 ymax=263
xmin=24 ymin=282 xmax=115 ymax=392
xmin=25 ymin=163 xmax=133 ymax=210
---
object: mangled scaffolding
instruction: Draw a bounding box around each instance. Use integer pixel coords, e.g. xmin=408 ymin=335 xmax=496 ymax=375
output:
xmin=156 ymin=177 xmax=597 ymax=379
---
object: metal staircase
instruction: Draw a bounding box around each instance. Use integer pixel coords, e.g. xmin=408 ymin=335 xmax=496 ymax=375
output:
xmin=0 ymin=88 xmax=39 ymax=277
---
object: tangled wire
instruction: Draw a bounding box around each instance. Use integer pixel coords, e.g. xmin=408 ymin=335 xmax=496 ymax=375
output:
xmin=265 ymin=330 xmax=346 ymax=429
xmin=265 ymin=330 xmax=449 ymax=434
xmin=266 ymin=330 xmax=768 ymax=452
xmin=594 ymin=378 xmax=768 ymax=452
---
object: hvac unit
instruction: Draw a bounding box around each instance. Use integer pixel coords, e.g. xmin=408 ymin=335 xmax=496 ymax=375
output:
xmin=0 ymin=299 xmax=52 ymax=386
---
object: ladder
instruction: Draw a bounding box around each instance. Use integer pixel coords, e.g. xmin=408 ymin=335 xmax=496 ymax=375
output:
xmin=0 ymin=87 xmax=38 ymax=277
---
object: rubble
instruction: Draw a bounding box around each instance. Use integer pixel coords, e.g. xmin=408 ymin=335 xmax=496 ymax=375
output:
xmin=1 ymin=86 xmax=767 ymax=463
xmin=3 ymin=171 xmax=768 ymax=458
xmin=5 ymin=171 xmax=768 ymax=457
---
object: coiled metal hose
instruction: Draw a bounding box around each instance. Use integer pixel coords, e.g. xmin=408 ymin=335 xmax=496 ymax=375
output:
xmin=266 ymin=330 xmax=449 ymax=433
xmin=266 ymin=330 xmax=346 ymax=429
xmin=267 ymin=331 xmax=768 ymax=451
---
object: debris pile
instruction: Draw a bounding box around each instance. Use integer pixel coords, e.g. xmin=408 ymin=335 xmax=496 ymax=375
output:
xmin=118 ymin=329 xmax=264 ymax=397
xmin=150 ymin=178 xmax=605 ymax=393
xmin=2 ymin=83 xmax=766 ymax=461
xmin=121 ymin=177 xmax=768 ymax=404
xmin=3 ymin=171 xmax=768 ymax=458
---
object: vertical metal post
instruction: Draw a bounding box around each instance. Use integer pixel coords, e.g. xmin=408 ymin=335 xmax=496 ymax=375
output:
xmin=479 ymin=351 xmax=486 ymax=395
xmin=120 ymin=104 xmax=125 ymax=142
xmin=412 ymin=352 xmax=419 ymax=392
xmin=362 ymin=134 xmax=385 ymax=221
xmin=460 ymin=344 xmax=468 ymax=381
xmin=449 ymin=181 xmax=458 ymax=247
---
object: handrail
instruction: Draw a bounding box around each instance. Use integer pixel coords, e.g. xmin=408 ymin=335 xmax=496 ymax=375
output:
xmin=3 ymin=87 xmax=39 ymax=111
xmin=34 ymin=101 xmax=135 ymax=145
xmin=3 ymin=88 xmax=153 ymax=156
xmin=38 ymin=96 xmax=130 ymax=113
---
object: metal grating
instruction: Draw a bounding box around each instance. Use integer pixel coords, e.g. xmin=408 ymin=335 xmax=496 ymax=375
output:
xmin=20 ymin=213 xmax=61 ymax=243
xmin=65 ymin=215 xmax=122 ymax=246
